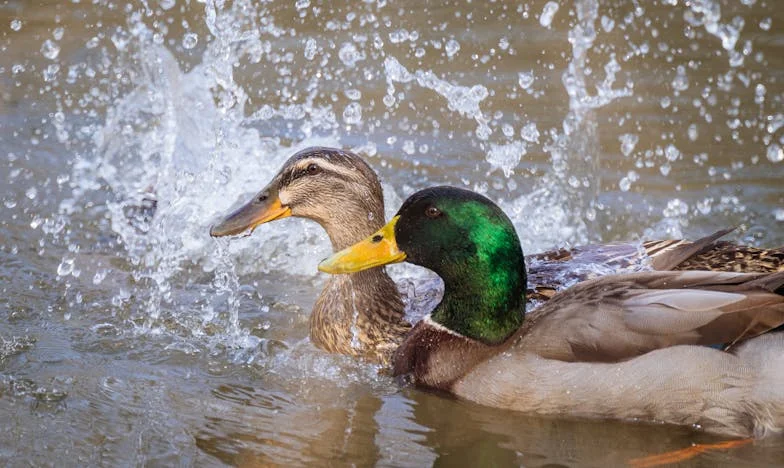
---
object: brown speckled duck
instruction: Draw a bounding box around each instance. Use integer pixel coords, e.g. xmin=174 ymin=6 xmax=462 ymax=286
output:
xmin=210 ymin=147 xmax=783 ymax=365
xmin=210 ymin=147 xmax=409 ymax=364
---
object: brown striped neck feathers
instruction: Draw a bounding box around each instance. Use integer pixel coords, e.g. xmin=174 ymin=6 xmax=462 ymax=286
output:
xmin=394 ymin=187 xmax=526 ymax=344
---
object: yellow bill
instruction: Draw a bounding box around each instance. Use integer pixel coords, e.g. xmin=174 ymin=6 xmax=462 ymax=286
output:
xmin=210 ymin=193 xmax=291 ymax=237
xmin=318 ymin=216 xmax=406 ymax=274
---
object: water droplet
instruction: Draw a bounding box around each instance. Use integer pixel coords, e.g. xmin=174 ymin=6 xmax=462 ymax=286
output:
xmin=53 ymin=27 xmax=64 ymax=41
xmin=342 ymin=102 xmax=362 ymax=125
xmin=518 ymin=70 xmax=535 ymax=90
xmin=766 ymin=114 xmax=784 ymax=135
xmin=663 ymin=198 xmax=688 ymax=217
xmin=688 ymin=124 xmax=699 ymax=141
xmin=92 ymin=269 xmax=109 ymax=285
xmin=25 ymin=187 xmax=37 ymax=199
xmin=665 ymin=144 xmax=680 ymax=162
xmin=601 ymin=15 xmax=615 ymax=32
xmin=754 ymin=83 xmax=766 ymax=105
xmin=619 ymin=134 xmax=639 ymax=156
xmin=486 ymin=141 xmax=525 ymax=177
xmin=520 ymin=122 xmax=539 ymax=143
xmin=389 ymin=29 xmax=410 ymax=44
xmin=774 ymin=208 xmax=784 ymax=221
xmin=759 ymin=17 xmax=772 ymax=31
xmin=83 ymin=37 xmax=99 ymax=51
xmin=445 ymin=39 xmax=460 ymax=57
xmin=43 ymin=64 xmax=59 ymax=82
xmin=41 ymin=40 xmax=60 ymax=60
xmin=671 ymin=65 xmax=689 ymax=92
xmin=111 ymin=28 xmax=130 ymax=51
xmin=182 ymin=32 xmax=198 ymax=50
xmin=10 ymin=19 xmax=22 ymax=31
xmin=766 ymin=143 xmax=783 ymax=163
xmin=304 ymin=37 xmax=318 ymax=60
xmin=696 ymin=198 xmax=713 ymax=215
xmin=57 ymin=258 xmax=75 ymax=277
xmin=345 ymin=89 xmax=361 ymax=100
xmin=295 ymin=0 xmax=310 ymax=10
xmin=338 ymin=42 xmax=364 ymax=67
xmin=539 ymin=1 xmax=559 ymax=28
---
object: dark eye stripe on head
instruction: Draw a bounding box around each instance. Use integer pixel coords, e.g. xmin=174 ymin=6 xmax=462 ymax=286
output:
xmin=281 ymin=164 xmax=324 ymax=185
xmin=281 ymin=157 xmax=368 ymax=186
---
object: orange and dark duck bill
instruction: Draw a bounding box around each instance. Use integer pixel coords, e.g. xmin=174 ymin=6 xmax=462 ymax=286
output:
xmin=209 ymin=190 xmax=291 ymax=237
xmin=318 ymin=216 xmax=406 ymax=274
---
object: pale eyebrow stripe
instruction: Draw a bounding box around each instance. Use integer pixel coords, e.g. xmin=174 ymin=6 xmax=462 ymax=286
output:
xmin=292 ymin=158 xmax=365 ymax=183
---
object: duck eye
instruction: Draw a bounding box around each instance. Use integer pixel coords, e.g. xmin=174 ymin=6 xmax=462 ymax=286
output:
xmin=257 ymin=194 xmax=268 ymax=203
xmin=425 ymin=206 xmax=442 ymax=218
xmin=306 ymin=163 xmax=320 ymax=175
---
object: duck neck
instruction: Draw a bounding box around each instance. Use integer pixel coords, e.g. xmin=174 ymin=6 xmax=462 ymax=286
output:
xmin=430 ymin=236 xmax=526 ymax=345
xmin=311 ymin=266 xmax=407 ymax=359
xmin=311 ymin=196 xmax=407 ymax=356
xmin=323 ymin=200 xmax=386 ymax=251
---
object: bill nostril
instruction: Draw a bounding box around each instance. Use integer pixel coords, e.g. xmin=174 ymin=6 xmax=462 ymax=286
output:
xmin=257 ymin=194 xmax=268 ymax=203
xmin=371 ymin=234 xmax=383 ymax=243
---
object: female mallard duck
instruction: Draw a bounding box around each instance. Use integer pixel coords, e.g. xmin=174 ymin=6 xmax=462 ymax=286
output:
xmin=319 ymin=186 xmax=784 ymax=438
xmin=210 ymin=147 xmax=409 ymax=364
xmin=210 ymin=147 xmax=783 ymax=364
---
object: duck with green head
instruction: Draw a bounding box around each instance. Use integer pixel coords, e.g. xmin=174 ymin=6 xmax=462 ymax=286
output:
xmin=320 ymin=186 xmax=784 ymax=438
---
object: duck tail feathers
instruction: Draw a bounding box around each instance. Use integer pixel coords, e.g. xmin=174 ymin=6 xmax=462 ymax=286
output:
xmin=650 ymin=227 xmax=735 ymax=271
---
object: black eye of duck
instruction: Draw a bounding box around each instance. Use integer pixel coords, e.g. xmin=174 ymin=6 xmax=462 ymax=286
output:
xmin=306 ymin=163 xmax=320 ymax=175
xmin=425 ymin=206 xmax=442 ymax=218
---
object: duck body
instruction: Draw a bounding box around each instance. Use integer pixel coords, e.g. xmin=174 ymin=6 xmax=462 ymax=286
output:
xmin=397 ymin=273 xmax=784 ymax=437
xmin=319 ymin=186 xmax=784 ymax=436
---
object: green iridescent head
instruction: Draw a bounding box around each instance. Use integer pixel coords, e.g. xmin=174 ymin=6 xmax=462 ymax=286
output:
xmin=320 ymin=186 xmax=526 ymax=344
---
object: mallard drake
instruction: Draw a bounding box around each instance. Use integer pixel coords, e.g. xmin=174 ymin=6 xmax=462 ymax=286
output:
xmin=210 ymin=147 xmax=783 ymax=364
xmin=319 ymin=186 xmax=784 ymax=438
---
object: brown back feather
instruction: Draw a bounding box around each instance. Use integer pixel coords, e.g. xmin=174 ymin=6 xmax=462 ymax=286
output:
xmin=520 ymin=271 xmax=784 ymax=363
xmin=526 ymin=229 xmax=784 ymax=304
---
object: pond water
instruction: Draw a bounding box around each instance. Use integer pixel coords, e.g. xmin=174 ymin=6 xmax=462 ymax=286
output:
xmin=1 ymin=0 xmax=783 ymax=466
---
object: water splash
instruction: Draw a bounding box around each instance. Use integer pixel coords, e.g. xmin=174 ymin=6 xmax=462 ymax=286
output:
xmin=39 ymin=0 xmax=783 ymax=366
xmin=383 ymin=56 xmax=492 ymax=140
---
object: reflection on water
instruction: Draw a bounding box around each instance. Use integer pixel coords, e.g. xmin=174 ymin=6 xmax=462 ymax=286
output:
xmin=1 ymin=0 xmax=783 ymax=466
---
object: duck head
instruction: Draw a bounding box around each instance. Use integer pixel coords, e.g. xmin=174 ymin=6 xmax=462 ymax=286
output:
xmin=210 ymin=147 xmax=386 ymax=250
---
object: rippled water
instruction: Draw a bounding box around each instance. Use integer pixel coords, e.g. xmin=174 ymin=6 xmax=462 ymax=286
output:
xmin=2 ymin=0 xmax=783 ymax=466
